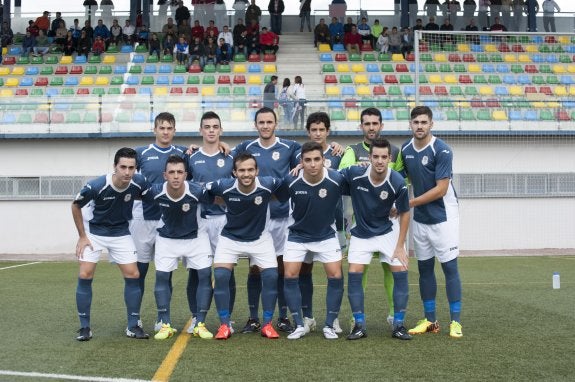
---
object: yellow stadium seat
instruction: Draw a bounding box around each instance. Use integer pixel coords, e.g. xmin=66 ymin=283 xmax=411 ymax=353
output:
xmin=5 ymin=78 xmax=19 ymax=86
xmin=492 ymin=110 xmax=507 ymax=120
xmin=546 ymin=101 xmax=560 ymax=108
xmin=154 ymin=87 xmax=168 ymax=95
xmin=231 ymin=109 xmax=246 ymax=121
xmin=351 ymin=63 xmax=365 ymax=72
xmin=568 ymin=64 xmax=575 ymax=73
xmin=0 ymin=89 xmax=14 ymax=97
xmin=531 ymin=101 xmax=546 ymax=108
xmin=391 ymin=53 xmax=404 ymax=62
xmin=102 ymin=55 xmax=116 ymax=64
xmin=336 ymin=63 xmax=350 ymax=72
xmin=11 ymin=66 xmax=25 ymax=75
xmin=468 ymin=64 xmax=481 ymax=73
xmin=248 ymin=75 xmax=262 ymax=84
xmin=357 ymin=85 xmax=371 ymax=96
xmin=503 ymin=54 xmax=517 ymax=62
xmin=0 ymin=67 xmax=9 ymax=75
xmin=479 ymin=86 xmax=493 ymax=95
xmin=570 ymin=87 xmax=575 ymax=96
xmin=525 ymin=45 xmax=538 ymax=53
xmin=95 ymin=76 xmax=109 ymax=85
xmin=80 ymin=76 xmax=94 ymax=85
xmin=457 ymin=43 xmax=470 ymax=52
xmin=60 ymin=55 xmax=73 ymax=64
xmin=509 ymin=86 xmax=523 ymax=96
xmin=347 ymin=109 xmax=360 ymax=121
xmin=201 ymin=86 xmax=215 ymax=96
xmin=263 ymin=64 xmax=276 ymax=73
xmin=552 ymin=65 xmax=566 ymax=74
xmin=554 ymin=86 xmax=568 ymax=96
xmin=318 ymin=43 xmax=331 ymax=52
xmin=325 ymin=85 xmax=340 ymax=96
xmin=558 ymin=36 xmax=569 ymax=44
xmin=484 ymin=44 xmax=497 ymax=53
xmin=518 ymin=54 xmax=531 ymax=63
xmin=429 ymin=74 xmax=442 ymax=83
xmin=86 ymin=102 xmax=100 ymax=110
xmin=354 ymin=74 xmax=368 ymax=84
xmin=233 ymin=64 xmax=247 ymax=73
xmin=444 ymin=74 xmax=457 ymax=84
xmin=434 ymin=53 xmax=447 ymax=62
xmin=1 ymin=47 xmax=6 ymax=54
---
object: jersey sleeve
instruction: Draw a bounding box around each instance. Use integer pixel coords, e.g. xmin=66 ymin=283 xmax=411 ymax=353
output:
xmin=205 ymin=180 xmax=221 ymax=196
xmin=338 ymin=168 xmax=351 ymax=196
xmin=274 ymin=176 xmax=291 ymax=202
xmin=338 ymin=146 xmax=357 ymax=169
xmin=73 ymin=182 xmax=97 ymax=208
xmin=289 ymin=141 xmax=302 ymax=169
xmin=435 ymin=146 xmax=453 ymax=181
xmin=198 ymin=186 xmax=215 ymax=204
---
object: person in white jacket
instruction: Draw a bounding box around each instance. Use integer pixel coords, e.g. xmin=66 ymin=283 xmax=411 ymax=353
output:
xmin=290 ymin=76 xmax=306 ymax=130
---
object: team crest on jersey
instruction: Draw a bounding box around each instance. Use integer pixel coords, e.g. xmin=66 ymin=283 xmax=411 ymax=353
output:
xmin=324 ymin=159 xmax=332 ymax=168
xmin=124 ymin=194 xmax=132 ymax=202
xmin=272 ymin=151 xmax=280 ymax=161
xmin=217 ymin=159 xmax=225 ymax=168
xmin=254 ymin=196 xmax=263 ymax=205
xmin=318 ymin=188 xmax=327 ymax=198
xmin=379 ymin=191 xmax=389 ymax=200
xmin=182 ymin=203 xmax=190 ymax=212
xmin=421 ymin=156 xmax=429 ymax=166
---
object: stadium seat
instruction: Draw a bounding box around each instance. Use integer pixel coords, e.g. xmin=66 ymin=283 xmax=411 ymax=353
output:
xmin=354 ymin=74 xmax=368 ymax=84
xmin=334 ymin=53 xmax=347 ymax=61
xmin=429 ymin=74 xmax=442 ymax=84
xmin=126 ymin=75 xmax=140 ymax=85
xmin=503 ymin=54 xmax=516 ymax=62
xmin=80 ymin=77 xmax=95 ymax=86
xmin=326 ymin=86 xmax=340 ymax=96
xmin=384 ymin=75 xmax=398 ymax=84
xmin=448 ymin=53 xmax=461 ymax=62
xmin=203 ymin=75 xmax=216 ymax=84
xmin=459 ymin=74 xmax=472 ymax=83
xmin=5 ymin=78 xmax=19 ymax=87
xmin=339 ymin=74 xmax=353 ymax=83
xmin=502 ymin=74 xmax=515 ymax=84
xmin=399 ymin=74 xmax=413 ymax=84
xmin=464 ymin=86 xmax=479 ymax=96
xmin=493 ymin=110 xmax=509 ymax=120
xmin=248 ymin=86 xmax=261 ymax=96
xmin=232 ymin=75 xmax=245 ymax=84
xmin=388 ymin=86 xmax=402 ymax=96
xmin=462 ymin=53 xmax=475 ymax=62
xmin=366 ymin=63 xmax=379 ymax=72
xmin=247 ymin=75 xmax=262 ymax=84
xmin=391 ymin=54 xmax=404 ymax=62
xmin=508 ymin=85 xmax=523 ymax=96
xmin=518 ymin=54 xmax=531 ymax=63
xmin=132 ymin=54 xmax=145 ymax=63
xmin=156 ymin=75 xmax=169 ymax=85
xmin=488 ymin=75 xmax=502 ymax=84
xmin=341 ymin=86 xmax=355 ymax=96
xmin=449 ymin=85 xmax=463 ymax=96
xmin=419 ymin=86 xmax=432 ymax=95
xmin=363 ymin=53 xmax=376 ymax=61
xmin=373 ymin=86 xmax=386 ymax=96
xmin=468 ymin=64 xmax=481 ymax=73
xmin=351 ymin=63 xmax=365 ymax=72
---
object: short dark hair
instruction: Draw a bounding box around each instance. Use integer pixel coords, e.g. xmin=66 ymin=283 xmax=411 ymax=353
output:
xmin=154 ymin=112 xmax=176 ymax=129
xmin=254 ymin=107 xmax=277 ymax=123
xmin=114 ymin=147 xmax=137 ymax=166
xmin=360 ymin=107 xmax=382 ymax=124
xmin=411 ymin=105 xmax=433 ymax=120
xmin=270 ymin=75 xmax=278 ymax=82
xmin=165 ymin=155 xmax=186 ymax=170
xmin=369 ymin=138 xmax=391 ymax=154
xmin=306 ymin=112 xmax=331 ymax=132
xmin=300 ymin=141 xmax=324 ymax=158
xmin=233 ymin=152 xmax=258 ymax=171
xmin=200 ymin=111 xmax=221 ymax=127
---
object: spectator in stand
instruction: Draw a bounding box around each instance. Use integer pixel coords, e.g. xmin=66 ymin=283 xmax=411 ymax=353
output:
xmin=511 ymin=0 xmax=525 ymax=32
xmin=218 ymin=25 xmax=234 ymax=47
xmin=22 ymin=31 xmax=36 ymax=56
xmin=290 ymin=75 xmax=306 ymax=129
xmin=1 ymin=21 xmax=13 ymax=47
xmin=329 ymin=16 xmax=344 ymax=47
xmin=278 ymin=78 xmax=293 ymax=126
xmin=234 ymin=29 xmax=249 ymax=56
xmin=123 ymin=19 xmax=135 ymax=46
xmin=204 ymin=36 xmax=218 ymax=64
xmin=388 ymin=26 xmax=402 ymax=54
xmin=92 ymin=35 xmax=105 ymax=56
xmin=413 ymin=18 xmax=424 ymax=31
xmin=370 ymin=19 xmax=383 ymax=49
xmin=478 ymin=0 xmax=491 ymax=31
xmin=268 ymin=0 xmax=285 ymax=35
xmin=55 ymin=21 xmax=68 ymax=48
xmin=83 ymin=20 xmax=95 ymax=46
xmin=94 ymin=19 xmax=110 ymax=49
xmin=357 ymin=17 xmax=371 ymax=47
xmin=233 ymin=18 xmax=247 ymax=43
xmin=77 ymin=30 xmax=91 ymax=58
xmin=259 ymin=26 xmax=279 ymax=54
xmin=490 ymin=0 xmax=502 ymax=19
xmin=204 ymin=28 xmax=218 ymax=45
xmin=376 ymin=27 xmax=389 ymax=53
xmin=233 ymin=0 xmax=249 ymax=25
xmin=63 ymin=30 xmax=75 ymax=55
xmin=463 ymin=0 xmax=477 ymax=19
xmin=163 ymin=18 xmax=178 ymax=40
xmin=409 ymin=0 xmax=419 ymax=26
xmin=215 ymin=0 xmax=228 ymax=29
xmin=247 ymin=28 xmax=260 ymax=54
xmin=490 ymin=16 xmax=507 ymax=31
xmin=135 ymin=9 xmax=143 ymax=31
xmin=163 ymin=34 xmax=175 ymax=56
xmin=27 ymin=20 xmax=40 ymax=38
xmin=178 ymin=19 xmax=192 ymax=43
xmin=245 ymin=0 xmax=262 ymax=26
xmin=192 ymin=20 xmax=205 ymax=40
xmin=445 ymin=0 xmax=461 ymax=28
xmin=50 ymin=12 xmax=65 ymax=37
xmin=401 ymin=27 xmax=414 ymax=58
xmin=173 ymin=35 xmax=189 ymax=65
xmin=300 ymin=0 xmax=312 ymax=32
xmin=246 ymin=19 xmax=260 ymax=36
xmin=138 ymin=25 xmax=150 ymax=48
xmin=205 ymin=20 xmax=219 ymax=39
xmin=314 ymin=18 xmax=330 ymax=47
xmin=425 ymin=0 xmax=441 ymax=17
xmin=189 ymin=36 xmax=206 ymax=68
xmin=109 ymin=19 xmax=122 ymax=46
xmin=542 ymin=0 xmax=560 ymax=33
xmin=149 ymin=33 xmax=162 ymax=59
xmin=263 ymin=75 xmax=278 ymax=109
xmin=175 ymin=0 xmax=191 ymax=26
xmin=440 ymin=18 xmax=454 ymax=46
xmin=343 ymin=17 xmax=356 ymax=34
xmin=34 ymin=30 xmax=51 ymax=56
xmin=344 ymin=24 xmax=362 ymax=54
xmin=424 ymin=16 xmax=440 ymax=44
xmin=216 ymin=37 xmax=233 ymax=64
xmin=501 ymin=0 xmax=512 ymax=29
xmin=34 ymin=11 xmax=50 ymax=35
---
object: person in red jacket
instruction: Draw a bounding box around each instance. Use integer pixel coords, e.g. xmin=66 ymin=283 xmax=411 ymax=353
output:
xmin=191 ymin=20 xmax=205 ymax=40
xmin=34 ymin=11 xmax=50 ymax=34
xmin=259 ymin=26 xmax=279 ymax=54
xmin=344 ymin=25 xmax=362 ymax=54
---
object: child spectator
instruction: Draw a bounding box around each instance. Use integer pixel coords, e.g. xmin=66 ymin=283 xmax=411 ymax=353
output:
xmin=63 ymin=30 xmax=75 ymax=56
xmin=149 ymin=33 xmax=161 ymax=59
xmin=377 ymin=27 xmax=389 ymax=53
xmin=92 ymin=35 xmax=105 ymax=56
xmin=163 ymin=34 xmax=175 ymax=56
xmin=173 ymin=35 xmax=189 ymax=65
xmin=34 ymin=29 xmax=51 ymax=56
xmin=22 ymin=30 xmax=36 ymax=56
xmin=78 ymin=29 xmax=91 ymax=58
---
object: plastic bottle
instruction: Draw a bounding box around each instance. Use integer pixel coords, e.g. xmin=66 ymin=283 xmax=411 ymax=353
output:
xmin=552 ymin=272 xmax=560 ymax=289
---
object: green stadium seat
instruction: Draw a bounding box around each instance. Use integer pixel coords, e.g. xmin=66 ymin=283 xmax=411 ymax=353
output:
xmin=420 ymin=53 xmax=433 ymax=62
xmin=439 ymin=64 xmax=452 ymax=72
xmin=532 ymin=76 xmax=545 ymax=85
xmin=363 ymin=53 xmax=376 ymax=61
xmin=476 ymin=109 xmax=491 ymax=120
xmin=349 ymin=53 xmax=361 ymax=61
xmin=464 ymin=86 xmax=479 ymax=96
xmin=204 ymin=64 xmax=216 ymax=73
xmin=539 ymin=110 xmax=554 ymax=120
xmin=547 ymin=75 xmax=559 ymax=85
xmin=473 ymin=75 xmax=487 ymax=84
xmin=135 ymin=44 xmax=148 ymax=53
xmin=187 ymin=75 xmax=200 ymax=84
xmin=111 ymin=76 xmax=124 ymax=85
xmin=108 ymin=87 xmax=121 ymax=94
xmin=203 ymin=75 xmax=216 ymax=84
xmin=66 ymin=112 xmax=82 ymax=123
xmin=400 ymin=74 xmax=413 ymax=84
xmin=378 ymin=53 xmax=391 ymax=61
xmin=511 ymin=64 xmax=523 ymax=73
xmin=460 ymin=109 xmax=475 ymax=120
xmin=476 ymin=54 xmax=489 ymax=62
xmin=559 ymin=55 xmax=572 ymax=63
xmin=233 ymin=86 xmax=246 ymax=96
xmin=396 ymin=109 xmax=410 ymax=120
xmin=488 ymin=75 xmax=502 ymax=84
xmin=419 ymin=74 xmax=428 ymax=83
xmin=490 ymin=54 xmax=503 ymax=62
xmin=83 ymin=112 xmax=98 ymax=123
xmin=218 ymin=64 xmax=231 ymax=73
xmin=141 ymin=76 xmax=155 ymax=85
xmin=16 ymin=56 xmax=28 ymax=65
xmin=92 ymin=88 xmax=106 ymax=96
xmin=84 ymin=65 xmax=98 ymax=74
xmin=31 ymin=56 xmax=44 ymax=64
xmin=217 ymin=87 xmax=231 ymax=96
xmin=129 ymin=65 xmax=142 ymax=74
xmin=446 ymin=110 xmax=459 ymax=120
xmin=30 ymin=88 xmax=44 ymax=96
xmin=339 ymin=75 xmax=353 ymax=83
xmin=388 ymin=86 xmax=402 ymax=96
xmin=40 ymin=66 xmax=53 ymax=75
xmin=453 ymin=64 xmax=466 ymax=72
xmin=60 ymin=88 xmax=74 ymax=96
xmin=449 ymin=86 xmax=463 ymax=96
xmin=146 ymin=55 xmax=159 ymax=63
xmin=50 ymin=77 xmax=63 ymax=86
xmin=322 ymin=63 xmax=335 ymax=72
xmin=234 ymin=53 xmax=247 ymax=62
xmin=99 ymin=65 xmax=113 ymax=74
xmin=161 ymin=55 xmax=173 ymax=62
xmin=380 ymin=63 xmax=394 ymax=72
xmin=539 ymin=64 xmax=552 ymax=73
xmin=106 ymin=45 xmax=119 ymax=53
xmin=425 ymin=63 xmax=438 ymax=72
xmin=45 ymin=56 xmax=58 ymax=64
xmin=330 ymin=109 xmax=346 ymax=120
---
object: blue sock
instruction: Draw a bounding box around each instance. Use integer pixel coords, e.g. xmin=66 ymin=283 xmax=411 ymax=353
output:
xmin=124 ymin=277 xmax=142 ymax=328
xmin=213 ymin=267 xmax=231 ymax=325
xmin=277 ymin=273 xmax=288 ymax=319
xmin=283 ymin=277 xmax=303 ymax=326
xmin=154 ymin=271 xmax=171 ymax=324
xmin=247 ymin=271 xmax=261 ymax=319
xmin=261 ymin=268 xmax=278 ymax=325
xmin=418 ymin=258 xmax=437 ymax=322
xmin=137 ymin=261 xmax=149 ymax=296
xmin=195 ymin=267 xmax=213 ymax=324
xmin=76 ymin=278 xmax=93 ymax=328
xmin=229 ymin=268 xmax=236 ymax=315
xmin=186 ymin=269 xmax=199 ymax=318
xmin=347 ymin=272 xmax=365 ymax=326
xmin=299 ymin=273 xmax=314 ymax=318
xmin=392 ymin=271 xmax=409 ymax=328
xmin=325 ymin=277 xmax=344 ymax=328
xmin=441 ymin=259 xmax=462 ymax=323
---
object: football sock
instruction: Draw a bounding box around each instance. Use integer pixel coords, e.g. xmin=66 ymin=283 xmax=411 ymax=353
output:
xmin=283 ymin=277 xmax=303 ymax=327
xmin=124 ymin=277 xmax=142 ymax=328
xmin=76 ymin=278 xmax=93 ymax=328
xmin=213 ymin=267 xmax=231 ymax=325
xmin=247 ymin=271 xmax=261 ymax=319
xmin=361 ymin=264 xmax=369 ymax=290
xmin=347 ymin=272 xmax=365 ymax=326
xmin=277 ymin=273 xmax=288 ymax=319
xmin=261 ymin=268 xmax=279 ymax=325
xmin=136 ymin=261 xmax=149 ymax=295
xmin=441 ymin=258 xmax=462 ymax=323
xmin=299 ymin=272 xmax=313 ymax=318
xmin=392 ymin=271 xmax=409 ymax=328
xmin=325 ymin=277 xmax=344 ymax=328
xmin=382 ymin=262 xmax=395 ymax=316
xmin=418 ymin=258 xmax=437 ymax=322
xmin=154 ymin=271 xmax=172 ymax=324
xmin=195 ymin=267 xmax=213 ymax=324
xmin=229 ymin=268 xmax=236 ymax=315
xmin=186 ymin=268 xmax=199 ymax=318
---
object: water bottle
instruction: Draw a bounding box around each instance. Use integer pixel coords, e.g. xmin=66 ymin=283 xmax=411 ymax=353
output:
xmin=552 ymin=272 xmax=560 ymax=289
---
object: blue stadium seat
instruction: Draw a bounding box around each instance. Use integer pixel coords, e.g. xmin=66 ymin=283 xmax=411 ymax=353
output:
xmin=144 ymin=64 xmax=157 ymax=73
xmin=502 ymin=74 xmax=515 ymax=84
xmin=328 ymin=101 xmax=343 ymax=108
xmin=517 ymin=74 xmax=531 ymax=84
xmin=159 ymin=64 xmax=172 ymax=73
xmin=74 ymin=55 xmax=87 ymax=64
xmin=114 ymin=65 xmax=127 ymax=74
xmin=470 ymin=44 xmax=483 ymax=52
xmin=496 ymin=64 xmax=510 ymax=73
xmin=248 ymin=64 xmax=262 ymax=73
xmin=524 ymin=110 xmax=538 ymax=120
xmin=320 ymin=53 xmax=333 ymax=62
xmin=120 ymin=45 xmax=134 ymax=53
xmin=126 ymin=75 xmax=140 ymax=85
xmin=531 ymin=35 xmax=544 ymax=44
xmin=332 ymin=44 xmax=345 ymax=52
xmin=495 ymin=86 xmax=508 ymax=96
xmin=25 ymin=67 xmax=39 ymax=75
xmin=46 ymin=88 xmax=59 ymax=97
xmin=139 ymin=87 xmax=152 ymax=95
xmin=403 ymin=85 xmax=416 ymax=96
xmin=509 ymin=110 xmax=522 ymax=120
xmin=560 ymin=75 xmax=574 ymax=85
xmin=532 ymin=54 xmax=545 ymax=63
xmin=172 ymin=75 xmax=185 ymax=85
xmin=366 ymin=63 xmax=379 ymax=72
xmin=132 ymin=54 xmax=145 ymax=63
xmin=248 ymin=86 xmax=262 ymax=96
xmin=546 ymin=55 xmax=559 ymax=63
xmin=156 ymin=75 xmax=169 ymax=85
xmin=19 ymin=77 xmax=34 ymax=86
xmin=565 ymin=45 xmax=575 ymax=54
xmin=9 ymin=46 xmax=22 ymax=55
xmin=482 ymin=64 xmax=495 ymax=73
xmin=369 ymin=74 xmax=383 ymax=84
xmin=381 ymin=109 xmax=394 ymax=120
xmin=65 ymin=77 xmax=79 ymax=86
xmin=341 ymin=86 xmax=355 ymax=96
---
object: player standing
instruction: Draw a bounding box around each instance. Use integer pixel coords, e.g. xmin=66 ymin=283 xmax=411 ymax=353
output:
xmin=400 ymin=106 xmax=463 ymax=338
xmin=72 ymin=148 xmax=149 ymax=341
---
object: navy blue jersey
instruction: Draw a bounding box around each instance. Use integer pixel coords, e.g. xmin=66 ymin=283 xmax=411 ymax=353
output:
xmin=143 ymin=181 xmax=213 ymax=240
xmin=401 ymin=136 xmax=458 ymax=224
xmin=233 ymin=138 xmax=301 ymax=219
xmin=187 ymin=148 xmax=234 ymax=218
xmin=206 ymin=176 xmax=284 ymax=242
xmin=282 ymin=168 xmax=345 ymax=243
xmin=340 ymin=165 xmax=409 ymax=238
xmin=74 ymin=174 xmax=148 ymax=237
xmin=135 ymin=144 xmax=188 ymax=220
xmin=295 ymin=146 xmax=342 ymax=170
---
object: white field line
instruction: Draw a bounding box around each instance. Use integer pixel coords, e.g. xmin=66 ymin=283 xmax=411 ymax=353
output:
xmin=0 ymin=262 xmax=42 ymax=271
xmin=0 ymin=370 xmax=149 ymax=382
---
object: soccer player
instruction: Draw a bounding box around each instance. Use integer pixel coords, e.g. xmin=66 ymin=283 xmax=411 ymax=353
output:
xmin=185 ymin=111 xmax=235 ymax=335
xmin=401 ymin=106 xmax=463 ymax=338
xmin=207 ymin=152 xmax=286 ymax=340
xmin=143 ymin=156 xmax=215 ymax=340
xmin=281 ymin=141 xmax=345 ymax=340
xmin=72 ymin=147 xmax=149 ymax=341
xmin=338 ymin=107 xmax=403 ymax=327
xmin=341 ymin=138 xmax=412 ymax=340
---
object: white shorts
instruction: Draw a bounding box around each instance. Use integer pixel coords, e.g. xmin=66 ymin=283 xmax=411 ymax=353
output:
xmin=347 ymin=227 xmax=404 ymax=267
xmin=154 ymin=233 xmax=213 ymax=272
xmin=412 ymin=205 xmax=459 ymax=263
xmin=200 ymin=214 xmax=227 ymax=254
xmin=214 ymin=232 xmax=278 ymax=269
xmin=284 ymin=237 xmax=342 ymax=264
xmin=268 ymin=217 xmax=289 ymax=257
xmin=81 ymin=233 xmax=137 ymax=265
xmin=129 ymin=218 xmax=160 ymax=263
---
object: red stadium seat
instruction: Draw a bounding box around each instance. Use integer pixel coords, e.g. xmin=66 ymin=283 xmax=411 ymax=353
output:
xmin=55 ymin=65 xmax=68 ymax=74
xmin=2 ymin=56 xmax=16 ymax=65
xmin=373 ymin=85 xmax=386 ymax=95
xmin=76 ymin=88 xmax=90 ymax=95
xmin=448 ymin=54 xmax=461 ymax=62
xmin=470 ymin=98 xmax=484 ymax=108
xmin=360 ymin=43 xmax=373 ymax=52
xmin=405 ymin=53 xmax=415 ymax=61
xmin=511 ymin=44 xmax=524 ymax=53
xmin=539 ymin=86 xmax=553 ymax=96
xmin=524 ymin=86 xmax=537 ymax=94
xmin=15 ymin=89 xmax=28 ymax=96
xmin=170 ymin=87 xmax=183 ymax=94
xmin=525 ymin=65 xmax=538 ymax=73
xmin=463 ymin=54 xmax=475 ymax=62
xmin=186 ymin=86 xmax=199 ymax=94
xmin=384 ymin=75 xmax=398 ymax=83
xmin=123 ymin=87 xmax=137 ymax=94
xmin=35 ymin=77 xmax=49 ymax=86
xmin=248 ymin=53 xmax=261 ymax=62
xmin=420 ymin=86 xmax=432 ymax=95
xmin=335 ymin=53 xmax=347 ymax=61
xmin=434 ymin=86 xmax=448 ymax=96
xmin=498 ymin=43 xmax=510 ymax=52
xmin=557 ymin=110 xmax=570 ymax=121
xmin=395 ymin=64 xmax=408 ymax=72
xmin=324 ymin=75 xmax=337 ymax=84
xmin=233 ymin=75 xmax=246 ymax=84
xmin=545 ymin=36 xmax=557 ymax=44
xmin=459 ymin=75 xmax=472 ymax=83
xmin=486 ymin=98 xmax=500 ymax=107
xmin=218 ymin=75 xmax=231 ymax=84
xmin=188 ymin=64 xmax=201 ymax=73
xmin=70 ymin=65 xmax=83 ymax=74
xmin=344 ymin=98 xmax=358 ymax=107
xmin=263 ymin=53 xmax=276 ymax=62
